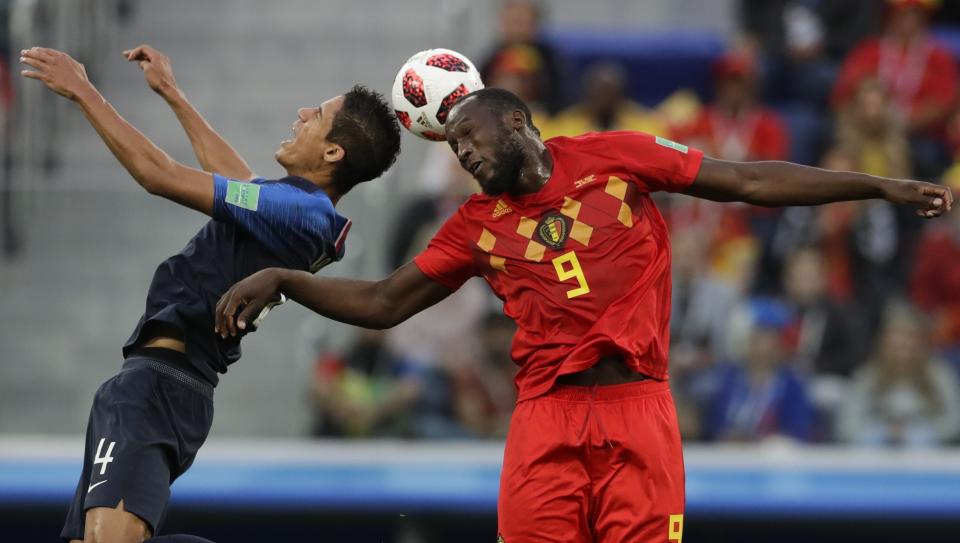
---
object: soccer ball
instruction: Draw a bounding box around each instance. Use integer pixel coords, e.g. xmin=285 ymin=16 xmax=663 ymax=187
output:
xmin=392 ymin=48 xmax=484 ymax=141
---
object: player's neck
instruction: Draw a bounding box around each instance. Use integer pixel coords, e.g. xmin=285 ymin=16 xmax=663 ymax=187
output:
xmin=285 ymin=169 xmax=342 ymax=206
xmin=511 ymin=142 xmax=553 ymax=196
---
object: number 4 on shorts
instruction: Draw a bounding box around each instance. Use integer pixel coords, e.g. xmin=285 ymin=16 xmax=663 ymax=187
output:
xmin=668 ymin=514 xmax=684 ymax=542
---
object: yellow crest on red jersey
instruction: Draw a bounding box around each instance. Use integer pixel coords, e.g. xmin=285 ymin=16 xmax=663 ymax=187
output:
xmin=536 ymin=211 xmax=570 ymax=250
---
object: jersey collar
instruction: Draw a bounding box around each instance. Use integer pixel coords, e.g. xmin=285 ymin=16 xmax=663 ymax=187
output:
xmin=281 ymin=175 xmax=325 ymax=194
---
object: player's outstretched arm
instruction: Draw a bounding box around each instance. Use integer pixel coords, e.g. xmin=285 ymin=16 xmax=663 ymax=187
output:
xmin=685 ymin=157 xmax=953 ymax=219
xmin=124 ymin=44 xmax=255 ymax=180
xmin=215 ymin=262 xmax=452 ymax=338
xmin=20 ymin=47 xmax=214 ymax=215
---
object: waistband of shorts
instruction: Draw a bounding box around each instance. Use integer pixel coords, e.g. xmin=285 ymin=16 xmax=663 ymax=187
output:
xmin=124 ymin=347 xmax=214 ymax=399
xmin=546 ymin=379 xmax=670 ymax=402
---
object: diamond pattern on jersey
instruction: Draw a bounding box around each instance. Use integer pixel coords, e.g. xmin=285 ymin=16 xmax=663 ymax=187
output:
xmin=559 ymin=197 xmax=594 ymax=246
xmin=515 ymin=216 xmax=547 ymax=262
xmin=604 ymin=176 xmax=634 ymax=227
xmin=474 ymin=188 xmax=615 ymax=273
xmin=476 ymin=227 xmax=507 ymax=272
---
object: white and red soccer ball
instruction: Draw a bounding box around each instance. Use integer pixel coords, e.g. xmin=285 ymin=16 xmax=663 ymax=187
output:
xmin=391 ymin=48 xmax=484 ymax=141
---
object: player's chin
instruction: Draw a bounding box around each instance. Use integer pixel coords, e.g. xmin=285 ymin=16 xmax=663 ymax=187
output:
xmin=274 ymin=145 xmax=292 ymax=166
xmin=474 ymin=173 xmax=495 ymax=194
xmin=478 ymin=176 xmax=509 ymax=196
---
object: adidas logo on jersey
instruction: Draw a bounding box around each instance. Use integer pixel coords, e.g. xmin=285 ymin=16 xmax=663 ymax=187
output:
xmin=492 ymin=200 xmax=513 ymax=218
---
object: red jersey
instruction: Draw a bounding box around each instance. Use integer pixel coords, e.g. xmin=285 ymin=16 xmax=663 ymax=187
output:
xmin=414 ymin=131 xmax=703 ymax=400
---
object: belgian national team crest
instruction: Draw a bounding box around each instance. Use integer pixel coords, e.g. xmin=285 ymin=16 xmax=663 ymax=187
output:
xmin=536 ymin=211 xmax=571 ymax=250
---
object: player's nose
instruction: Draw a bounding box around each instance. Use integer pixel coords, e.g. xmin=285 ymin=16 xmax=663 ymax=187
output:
xmin=296 ymin=108 xmax=311 ymax=122
xmin=457 ymin=144 xmax=474 ymax=164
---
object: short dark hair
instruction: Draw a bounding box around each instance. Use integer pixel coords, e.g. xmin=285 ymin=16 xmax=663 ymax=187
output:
xmin=326 ymin=85 xmax=402 ymax=194
xmin=462 ymin=87 xmax=540 ymax=135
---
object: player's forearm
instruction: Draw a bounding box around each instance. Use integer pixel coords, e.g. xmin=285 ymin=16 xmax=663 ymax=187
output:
xmin=162 ymin=88 xmax=254 ymax=179
xmin=219 ymin=263 xmax=451 ymax=337
xmin=74 ymin=86 xmax=183 ymax=195
xmin=734 ymin=161 xmax=886 ymax=207
xmin=276 ymin=269 xmax=400 ymax=329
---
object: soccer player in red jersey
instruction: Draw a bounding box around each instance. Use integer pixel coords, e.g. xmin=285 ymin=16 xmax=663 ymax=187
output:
xmin=215 ymin=88 xmax=952 ymax=542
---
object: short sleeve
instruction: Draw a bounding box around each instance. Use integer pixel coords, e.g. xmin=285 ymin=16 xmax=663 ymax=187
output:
xmin=212 ymin=174 xmax=339 ymax=266
xmin=595 ymin=131 xmax=704 ymax=193
xmin=413 ymin=209 xmax=477 ymax=291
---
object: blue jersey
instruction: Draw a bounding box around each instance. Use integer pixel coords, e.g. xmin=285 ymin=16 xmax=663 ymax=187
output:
xmin=122 ymin=174 xmax=351 ymax=386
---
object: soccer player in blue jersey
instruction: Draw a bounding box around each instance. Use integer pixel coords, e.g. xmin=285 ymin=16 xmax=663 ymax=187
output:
xmin=20 ymin=45 xmax=401 ymax=543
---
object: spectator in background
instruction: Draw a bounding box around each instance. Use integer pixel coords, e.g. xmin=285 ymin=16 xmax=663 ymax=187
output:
xmin=480 ymin=0 xmax=565 ymax=114
xmin=779 ymin=244 xmax=865 ymax=439
xmin=834 ymin=78 xmax=912 ymax=180
xmin=739 ymin=0 xmax=881 ymax=107
xmin=311 ymin=329 xmax=422 ymax=438
xmin=481 ymin=44 xmax=552 ymax=133
xmin=442 ymin=312 xmax=517 ymax=438
xmin=911 ymin=170 xmax=960 ymax=362
xmin=670 ymin=224 xmax=743 ymax=370
xmin=832 ymin=0 xmax=957 ymax=178
xmin=543 ymin=61 xmax=665 ymax=139
xmin=837 ymin=301 xmax=960 ymax=447
xmin=780 ymin=245 xmax=863 ymax=378
xmin=414 ymin=312 xmax=516 ymax=439
xmin=676 ymin=53 xmax=789 ymax=162
xmin=703 ymin=299 xmax=814 ymax=443
xmin=818 ymin=80 xmax=920 ymax=323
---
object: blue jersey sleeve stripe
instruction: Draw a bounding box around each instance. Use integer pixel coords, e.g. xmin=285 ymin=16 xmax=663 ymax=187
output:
xmin=334 ymin=219 xmax=351 ymax=255
xmin=212 ymin=174 xmax=229 ymax=221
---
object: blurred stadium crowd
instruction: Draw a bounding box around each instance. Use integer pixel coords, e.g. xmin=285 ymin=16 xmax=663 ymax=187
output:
xmin=4 ymin=0 xmax=960 ymax=448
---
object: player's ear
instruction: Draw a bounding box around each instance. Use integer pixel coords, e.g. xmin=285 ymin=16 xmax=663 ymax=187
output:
xmin=323 ymin=142 xmax=345 ymax=164
xmin=510 ymin=110 xmax=526 ymax=131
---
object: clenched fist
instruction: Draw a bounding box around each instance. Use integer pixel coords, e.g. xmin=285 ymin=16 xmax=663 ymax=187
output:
xmin=123 ymin=44 xmax=178 ymax=96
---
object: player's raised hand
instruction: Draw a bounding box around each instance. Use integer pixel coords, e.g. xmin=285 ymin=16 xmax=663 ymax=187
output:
xmin=883 ymin=179 xmax=954 ymax=218
xmin=215 ymin=268 xmax=285 ymax=338
xmin=123 ymin=44 xmax=177 ymax=95
xmin=19 ymin=47 xmax=93 ymax=101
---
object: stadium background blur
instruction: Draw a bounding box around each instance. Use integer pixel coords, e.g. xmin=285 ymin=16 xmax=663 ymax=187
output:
xmin=2 ymin=0 xmax=960 ymax=541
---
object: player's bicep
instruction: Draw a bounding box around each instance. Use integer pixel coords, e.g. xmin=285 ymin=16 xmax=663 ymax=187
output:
xmin=379 ymin=261 xmax=454 ymax=326
xmin=154 ymin=165 xmax=216 ymax=216
xmin=682 ymin=156 xmax=750 ymax=202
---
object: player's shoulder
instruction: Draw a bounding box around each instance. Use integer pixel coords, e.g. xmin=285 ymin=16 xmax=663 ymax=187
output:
xmin=440 ymin=192 xmax=516 ymax=228
xmin=546 ymin=130 xmax=655 ymax=150
xmin=456 ymin=192 xmax=497 ymax=217
xmin=270 ymin=176 xmax=336 ymax=203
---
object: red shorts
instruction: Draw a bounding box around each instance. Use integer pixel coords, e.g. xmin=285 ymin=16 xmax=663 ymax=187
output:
xmin=497 ymin=380 xmax=685 ymax=543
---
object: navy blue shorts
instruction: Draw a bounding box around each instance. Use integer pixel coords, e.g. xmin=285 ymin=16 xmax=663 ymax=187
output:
xmin=60 ymin=349 xmax=214 ymax=540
